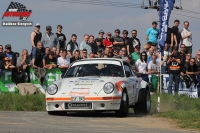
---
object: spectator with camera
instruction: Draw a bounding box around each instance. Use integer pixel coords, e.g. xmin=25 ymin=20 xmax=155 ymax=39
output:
xmin=167 ymin=47 xmax=184 ymax=94
xmin=185 ymin=58 xmax=199 ymax=85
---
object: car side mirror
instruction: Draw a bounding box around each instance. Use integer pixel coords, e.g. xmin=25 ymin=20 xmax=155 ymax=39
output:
xmin=135 ymin=72 xmax=141 ymax=77
xmin=125 ymin=71 xmax=131 ymax=77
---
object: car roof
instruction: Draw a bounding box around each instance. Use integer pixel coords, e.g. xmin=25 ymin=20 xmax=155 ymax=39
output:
xmin=79 ymin=58 xmax=124 ymax=62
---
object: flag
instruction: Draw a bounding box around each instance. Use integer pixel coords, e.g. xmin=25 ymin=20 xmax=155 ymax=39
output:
xmin=159 ymin=0 xmax=174 ymax=52
xmin=2 ymin=2 xmax=32 ymax=20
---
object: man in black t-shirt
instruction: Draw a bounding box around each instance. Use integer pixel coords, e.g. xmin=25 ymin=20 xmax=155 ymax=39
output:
xmin=122 ymin=30 xmax=130 ymax=46
xmin=70 ymin=50 xmax=81 ymax=63
xmin=171 ymin=20 xmax=181 ymax=50
xmin=56 ymin=25 xmax=66 ymax=49
xmin=127 ymin=30 xmax=141 ymax=55
xmin=94 ymin=30 xmax=105 ymax=54
xmin=185 ymin=58 xmax=200 ymax=85
xmin=45 ymin=51 xmax=57 ymax=70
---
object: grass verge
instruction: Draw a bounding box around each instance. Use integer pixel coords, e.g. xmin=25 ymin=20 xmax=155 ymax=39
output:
xmin=151 ymin=93 xmax=200 ymax=131
xmin=0 ymin=93 xmax=45 ymax=111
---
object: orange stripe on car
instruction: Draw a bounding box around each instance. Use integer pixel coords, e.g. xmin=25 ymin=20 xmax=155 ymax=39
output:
xmin=46 ymin=96 xmax=122 ymax=101
xmin=115 ymin=81 xmax=124 ymax=92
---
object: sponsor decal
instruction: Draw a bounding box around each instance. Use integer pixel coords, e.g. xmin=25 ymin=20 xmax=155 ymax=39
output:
xmin=69 ymin=92 xmax=90 ymax=95
xmin=75 ymin=83 xmax=93 ymax=86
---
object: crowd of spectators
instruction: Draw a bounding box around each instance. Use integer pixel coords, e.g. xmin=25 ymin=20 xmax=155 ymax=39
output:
xmin=0 ymin=20 xmax=199 ymax=94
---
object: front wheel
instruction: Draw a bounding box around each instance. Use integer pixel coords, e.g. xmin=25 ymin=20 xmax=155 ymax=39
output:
xmin=134 ymin=89 xmax=151 ymax=114
xmin=116 ymin=91 xmax=128 ymax=117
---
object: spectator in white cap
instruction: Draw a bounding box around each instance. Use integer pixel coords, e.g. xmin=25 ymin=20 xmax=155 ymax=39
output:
xmin=42 ymin=25 xmax=59 ymax=54
xmin=30 ymin=23 xmax=42 ymax=48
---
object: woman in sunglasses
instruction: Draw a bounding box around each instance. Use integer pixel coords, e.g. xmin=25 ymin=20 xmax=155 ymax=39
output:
xmin=135 ymin=51 xmax=149 ymax=82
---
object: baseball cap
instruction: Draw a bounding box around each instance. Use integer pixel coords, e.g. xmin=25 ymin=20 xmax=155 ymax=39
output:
xmin=35 ymin=23 xmax=40 ymax=27
xmin=5 ymin=44 xmax=11 ymax=48
xmin=106 ymin=32 xmax=111 ymax=36
xmin=99 ymin=30 xmax=105 ymax=34
xmin=46 ymin=25 xmax=52 ymax=30
xmin=134 ymin=44 xmax=140 ymax=48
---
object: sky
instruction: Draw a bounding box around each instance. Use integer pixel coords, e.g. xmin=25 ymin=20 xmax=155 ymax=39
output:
xmin=0 ymin=0 xmax=200 ymax=56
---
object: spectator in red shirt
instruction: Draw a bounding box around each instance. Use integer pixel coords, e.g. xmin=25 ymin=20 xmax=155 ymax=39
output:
xmin=103 ymin=32 xmax=113 ymax=50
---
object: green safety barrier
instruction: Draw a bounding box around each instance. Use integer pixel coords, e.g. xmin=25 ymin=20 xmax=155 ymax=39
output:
xmin=0 ymin=68 xmax=62 ymax=94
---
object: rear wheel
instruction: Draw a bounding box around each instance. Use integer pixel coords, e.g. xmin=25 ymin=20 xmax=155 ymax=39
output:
xmin=134 ymin=89 xmax=151 ymax=114
xmin=116 ymin=91 xmax=128 ymax=117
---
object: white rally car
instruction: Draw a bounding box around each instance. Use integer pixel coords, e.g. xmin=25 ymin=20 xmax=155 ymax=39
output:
xmin=46 ymin=58 xmax=150 ymax=117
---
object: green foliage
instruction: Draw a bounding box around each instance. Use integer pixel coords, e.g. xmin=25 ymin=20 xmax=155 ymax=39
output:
xmin=151 ymin=93 xmax=200 ymax=130
xmin=0 ymin=93 xmax=46 ymax=111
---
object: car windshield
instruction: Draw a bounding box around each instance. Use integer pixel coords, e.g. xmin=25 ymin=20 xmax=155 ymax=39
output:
xmin=64 ymin=60 xmax=124 ymax=78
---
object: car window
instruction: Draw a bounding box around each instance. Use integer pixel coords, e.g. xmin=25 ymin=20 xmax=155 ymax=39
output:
xmin=64 ymin=63 xmax=124 ymax=78
xmin=124 ymin=64 xmax=133 ymax=76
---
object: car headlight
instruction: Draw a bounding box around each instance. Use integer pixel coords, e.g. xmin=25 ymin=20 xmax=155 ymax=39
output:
xmin=47 ymin=84 xmax=58 ymax=95
xmin=103 ymin=82 xmax=114 ymax=94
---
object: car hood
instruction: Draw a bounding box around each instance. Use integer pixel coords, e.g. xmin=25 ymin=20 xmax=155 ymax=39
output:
xmin=59 ymin=76 xmax=125 ymax=96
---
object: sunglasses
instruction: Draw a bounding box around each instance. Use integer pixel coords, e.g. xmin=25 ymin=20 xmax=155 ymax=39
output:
xmin=46 ymin=29 xmax=51 ymax=31
xmin=83 ymin=52 xmax=87 ymax=53
xmin=121 ymin=50 xmax=126 ymax=52
xmin=36 ymin=26 xmax=40 ymax=28
xmin=6 ymin=47 xmax=11 ymax=49
xmin=190 ymin=61 xmax=195 ymax=63
xmin=142 ymin=55 xmax=146 ymax=56
xmin=181 ymin=47 xmax=185 ymax=48
xmin=132 ymin=33 xmax=136 ymax=34
xmin=135 ymin=47 xmax=140 ymax=49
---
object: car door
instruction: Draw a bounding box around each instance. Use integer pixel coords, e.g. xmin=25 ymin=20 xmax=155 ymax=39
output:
xmin=123 ymin=63 xmax=136 ymax=104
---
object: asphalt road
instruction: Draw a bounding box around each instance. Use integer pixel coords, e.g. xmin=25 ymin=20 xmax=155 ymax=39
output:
xmin=0 ymin=111 xmax=198 ymax=133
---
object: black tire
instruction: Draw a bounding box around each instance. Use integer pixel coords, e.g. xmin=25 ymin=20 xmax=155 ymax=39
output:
xmin=116 ymin=91 xmax=128 ymax=117
xmin=48 ymin=111 xmax=67 ymax=116
xmin=134 ymin=89 xmax=151 ymax=115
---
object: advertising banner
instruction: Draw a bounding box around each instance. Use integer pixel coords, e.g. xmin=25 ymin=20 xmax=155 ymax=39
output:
xmin=159 ymin=0 xmax=174 ymax=51
xmin=0 ymin=69 xmax=199 ymax=98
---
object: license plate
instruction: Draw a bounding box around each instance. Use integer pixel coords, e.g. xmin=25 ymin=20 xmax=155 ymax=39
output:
xmin=65 ymin=103 xmax=92 ymax=109
xmin=71 ymin=96 xmax=85 ymax=101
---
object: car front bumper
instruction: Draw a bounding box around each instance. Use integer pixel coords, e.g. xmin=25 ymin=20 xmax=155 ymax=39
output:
xmin=46 ymin=96 xmax=122 ymax=111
